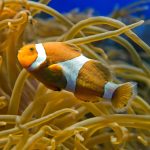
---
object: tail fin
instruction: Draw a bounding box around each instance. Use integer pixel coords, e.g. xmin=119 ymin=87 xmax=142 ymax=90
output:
xmin=111 ymin=82 xmax=137 ymax=112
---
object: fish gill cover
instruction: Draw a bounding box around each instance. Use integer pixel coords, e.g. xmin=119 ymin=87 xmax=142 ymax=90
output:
xmin=0 ymin=0 xmax=150 ymax=149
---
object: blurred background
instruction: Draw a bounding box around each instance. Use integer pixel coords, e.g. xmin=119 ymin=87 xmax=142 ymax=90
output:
xmin=49 ymin=0 xmax=150 ymax=18
xmin=46 ymin=0 xmax=150 ymax=44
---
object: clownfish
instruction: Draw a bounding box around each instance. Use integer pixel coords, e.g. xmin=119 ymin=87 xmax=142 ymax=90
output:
xmin=17 ymin=42 xmax=136 ymax=111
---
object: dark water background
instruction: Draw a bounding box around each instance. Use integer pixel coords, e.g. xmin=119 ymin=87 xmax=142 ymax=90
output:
xmin=32 ymin=0 xmax=150 ymax=44
xmin=48 ymin=0 xmax=150 ymax=44
xmin=49 ymin=0 xmax=150 ymax=17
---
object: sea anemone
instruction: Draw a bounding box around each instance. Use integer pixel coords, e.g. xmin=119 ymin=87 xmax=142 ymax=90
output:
xmin=0 ymin=0 xmax=150 ymax=149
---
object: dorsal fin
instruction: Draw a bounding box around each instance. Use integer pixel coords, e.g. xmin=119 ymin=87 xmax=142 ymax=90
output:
xmin=64 ymin=42 xmax=81 ymax=52
xmin=43 ymin=42 xmax=81 ymax=64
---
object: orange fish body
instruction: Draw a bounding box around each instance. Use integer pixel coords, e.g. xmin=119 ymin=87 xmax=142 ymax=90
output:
xmin=18 ymin=42 xmax=136 ymax=111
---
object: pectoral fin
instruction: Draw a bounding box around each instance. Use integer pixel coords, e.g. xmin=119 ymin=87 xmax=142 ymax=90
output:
xmin=48 ymin=64 xmax=63 ymax=73
xmin=47 ymin=64 xmax=64 ymax=91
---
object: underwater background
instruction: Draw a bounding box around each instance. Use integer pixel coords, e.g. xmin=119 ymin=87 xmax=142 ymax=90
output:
xmin=50 ymin=0 xmax=150 ymax=16
xmin=0 ymin=0 xmax=150 ymax=150
xmin=50 ymin=0 xmax=150 ymax=45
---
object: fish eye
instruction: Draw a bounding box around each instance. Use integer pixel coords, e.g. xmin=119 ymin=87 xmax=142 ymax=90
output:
xmin=29 ymin=47 xmax=34 ymax=51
